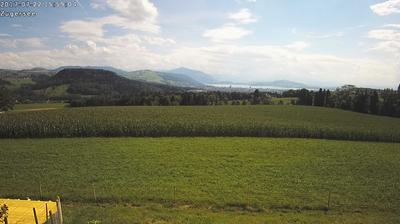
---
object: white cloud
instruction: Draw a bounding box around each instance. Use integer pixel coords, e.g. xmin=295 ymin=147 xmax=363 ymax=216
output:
xmin=203 ymin=25 xmax=252 ymax=42
xmin=90 ymin=0 xmax=106 ymax=9
xmin=304 ymin=32 xmax=344 ymax=39
xmin=290 ymin=28 xmax=345 ymax=39
xmin=370 ymin=41 xmax=400 ymax=54
xmin=61 ymin=0 xmax=160 ymax=41
xmin=370 ymin=0 xmax=400 ymax=16
xmin=0 ymin=34 xmax=11 ymax=37
xmin=203 ymin=8 xmax=256 ymax=42
xmin=61 ymin=20 xmax=104 ymax=41
xmin=368 ymin=29 xmax=400 ymax=41
xmin=228 ymin=8 xmax=257 ymax=24
xmin=97 ymin=15 xmax=159 ymax=33
xmin=235 ymin=0 xmax=256 ymax=3
xmin=11 ymin=24 xmax=22 ymax=28
xmin=0 ymin=38 xmax=46 ymax=49
xmin=89 ymin=0 xmax=158 ymax=23
xmin=141 ymin=36 xmax=176 ymax=46
xmin=384 ymin=24 xmax=400 ymax=28
xmin=105 ymin=0 xmax=157 ymax=22
xmin=368 ymin=28 xmax=400 ymax=56
xmin=285 ymin=41 xmax=309 ymax=51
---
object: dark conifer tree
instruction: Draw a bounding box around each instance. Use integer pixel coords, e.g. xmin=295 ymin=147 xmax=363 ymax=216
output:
xmin=354 ymin=90 xmax=369 ymax=113
xmin=369 ymin=91 xmax=379 ymax=114
xmin=297 ymin=89 xmax=313 ymax=106
xmin=0 ymin=87 xmax=15 ymax=112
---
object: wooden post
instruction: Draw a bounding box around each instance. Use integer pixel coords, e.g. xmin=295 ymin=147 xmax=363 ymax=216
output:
xmin=92 ymin=184 xmax=97 ymax=202
xmin=33 ymin=207 xmax=39 ymax=224
xmin=46 ymin=203 xmax=49 ymax=222
xmin=57 ymin=196 xmax=64 ymax=224
xmin=173 ymin=186 xmax=176 ymax=204
xmin=49 ymin=210 xmax=54 ymax=224
xmin=247 ymin=189 xmax=250 ymax=209
xmin=39 ymin=182 xmax=43 ymax=200
xmin=327 ymin=191 xmax=331 ymax=211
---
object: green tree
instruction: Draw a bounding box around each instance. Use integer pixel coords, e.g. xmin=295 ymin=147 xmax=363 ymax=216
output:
xmin=314 ymin=88 xmax=324 ymax=106
xmin=381 ymin=89 xmax=398 ymax=116
xmin=369 ymin=91 xmax=379 ymax=114
xmin=354 ymin=90 xmax=369 ymax=113
xmin=297 ymin=89 xmax=313 ymax=105
xmin=251 ymin=89 xmax=261 ymax=105
xmin=325 ymin=89 xmax=334 ymax=107
xmin=0 ymin=87 xmax=15 ymax=112
xmin=335 ymin=85 xmax=356 ymax=110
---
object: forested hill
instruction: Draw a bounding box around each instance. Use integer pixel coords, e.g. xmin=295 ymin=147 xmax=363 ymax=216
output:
xmin=33 ymin=68 xmax=180 ymax=96
xmin=125 ymin=70 xmax=204 ymax=87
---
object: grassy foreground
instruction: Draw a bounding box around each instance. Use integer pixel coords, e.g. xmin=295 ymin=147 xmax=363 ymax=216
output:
xmin=62 ymin=203 xmax=399 ymax=224
xmin=1 ymin=105 xmax=400 ymax=141
xmin=0 ymin=137 xmax=399 ymax=223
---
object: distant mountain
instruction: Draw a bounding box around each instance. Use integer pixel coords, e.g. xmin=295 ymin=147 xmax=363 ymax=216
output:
xmin=34 ymin=68 xmax=178 ymax=96
xmin=249 ymin=80 xmax=315 ymax=89
xmin=53 ymin=66 xmax=129 ymax=76
xmin=125 ymin=70 xmax=204 ymax=87
xmin=168 ymin=67 xmax=216 ymax=84
xmin=53 ymin=66 xmax=204 ymax=88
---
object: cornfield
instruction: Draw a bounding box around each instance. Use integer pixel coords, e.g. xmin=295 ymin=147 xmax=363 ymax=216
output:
xmin=1 ymin=105 xmax=400 ymax=142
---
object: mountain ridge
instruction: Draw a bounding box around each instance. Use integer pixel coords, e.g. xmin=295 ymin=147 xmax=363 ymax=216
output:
xmin=124 ymin=70 xmax=204 ymax=87
xmin=168 ymin=67 xmax=216 ymax=84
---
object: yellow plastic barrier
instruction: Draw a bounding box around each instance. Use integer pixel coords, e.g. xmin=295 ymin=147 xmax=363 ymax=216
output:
xmin=0 ymin=198 xmax=57 ymax=224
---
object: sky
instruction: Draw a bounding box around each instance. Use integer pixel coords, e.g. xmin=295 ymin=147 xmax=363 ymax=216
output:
xmin=0 ymin=0 xmax=399 ymax=88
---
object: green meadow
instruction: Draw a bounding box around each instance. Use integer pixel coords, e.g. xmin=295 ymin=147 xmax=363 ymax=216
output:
xmin=1 ymin=137 xmax=399 ymax=223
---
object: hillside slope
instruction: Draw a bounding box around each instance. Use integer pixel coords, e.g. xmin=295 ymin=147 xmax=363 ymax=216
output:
xmin=34 ymin=68 xmax=179 ymax=96
xmin=169 ymin=67 xmax=216 ymax=84
xmin=125 ymin=70 xmax=204 ymax=87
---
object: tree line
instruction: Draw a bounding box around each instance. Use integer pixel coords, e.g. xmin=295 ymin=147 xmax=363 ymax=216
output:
xmin=0 ymin=87 xmax=14 ymax=112
xmin=69 ymin=90 xmax=275 ymax=107
xmin=2 ymin=80 xmax=400 ymax=118
xmin=293 ymin=85 xmax=400 ymax=117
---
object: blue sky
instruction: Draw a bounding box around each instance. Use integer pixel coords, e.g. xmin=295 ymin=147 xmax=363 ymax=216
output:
xmin=0 ymin=0 xmax=399 ymax=88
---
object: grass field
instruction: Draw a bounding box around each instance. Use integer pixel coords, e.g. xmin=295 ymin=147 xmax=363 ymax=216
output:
xmin=62 ymin=203 xmax=399 ymax=224
xmin=271 ymin=97 xmax=297 ymax=105
xmin=1 ymin=105 xmax=400 ymax=141
xmin=13 ymin=103 xmax=67 ymax=111
xmin=0 ymin=137 xmax=399 ymax=223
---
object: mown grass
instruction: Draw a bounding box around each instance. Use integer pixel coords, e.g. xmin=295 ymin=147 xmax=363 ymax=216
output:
xmin=13 ymin=103 xmax=67 ymax=111
xmin=0 ymin=137 xmax=399 ymax=220
xmin=1 ymin=105 xmax=400 ymax=141
xmin=62 ymin=203 xmax=400 ymax=224
xmin=271 ymin=97 xmax=297 ymax=105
